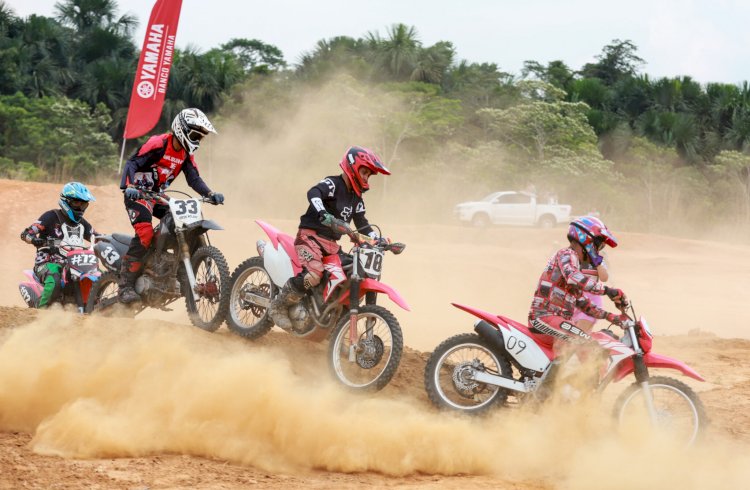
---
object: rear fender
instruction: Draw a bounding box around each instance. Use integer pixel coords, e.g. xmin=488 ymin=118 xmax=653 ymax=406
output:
xmin=612 ymin=352 xmax=705 ymax=383
xmin=256 ymin=220 xmax=301 ymax=271
xmin=19 ymin=275 xmax=42 ymax=308
xmin=337 ymin=278 xmax=410 ymax=311
xmin=454 ymin=303 xmax=553 ymax=371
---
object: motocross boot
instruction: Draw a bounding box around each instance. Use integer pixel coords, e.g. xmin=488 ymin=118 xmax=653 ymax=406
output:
xmin=268 ymin=277 xmax=305 ymax=330
xmin=117 ymin=257 xmax=142 ymax=304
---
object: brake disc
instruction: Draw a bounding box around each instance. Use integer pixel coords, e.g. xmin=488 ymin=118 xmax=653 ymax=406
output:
xmin=356 ymin=335 xmax=384 ymax=369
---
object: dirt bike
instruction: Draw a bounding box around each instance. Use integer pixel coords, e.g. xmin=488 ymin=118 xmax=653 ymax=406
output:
xmin=85 ymin=190 xmax=230 ymax=331
xmin=424 ymin=300 xmax=708 ymax=446
xmin=19 ymin=232 xmax=103 ymax=313
xmin=226 ymin=218 xmax=408 ymax=391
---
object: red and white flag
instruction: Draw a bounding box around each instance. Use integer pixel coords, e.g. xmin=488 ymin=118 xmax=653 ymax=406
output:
xmin=123 ymin=0 xmax=183 ymax=139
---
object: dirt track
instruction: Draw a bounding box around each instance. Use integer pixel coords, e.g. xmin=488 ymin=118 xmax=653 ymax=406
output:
xmin=2 ymin=179 xmax=750 ymax=489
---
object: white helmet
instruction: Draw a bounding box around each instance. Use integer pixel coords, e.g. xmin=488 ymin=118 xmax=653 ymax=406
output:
xmin=171 ymin=108 xmax=217 ymax=154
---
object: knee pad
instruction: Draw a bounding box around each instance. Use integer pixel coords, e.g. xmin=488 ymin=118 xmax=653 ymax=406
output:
xmin=133 ymin=222 xmax=154 ymax=250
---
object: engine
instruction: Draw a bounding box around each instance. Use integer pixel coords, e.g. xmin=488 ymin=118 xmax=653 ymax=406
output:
xmin=135 ymin=251 xmax=181 ymax=303
xmin=288 ymin=303 xmax=314 ymax=334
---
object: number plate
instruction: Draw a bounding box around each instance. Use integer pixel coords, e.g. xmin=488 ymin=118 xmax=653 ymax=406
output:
xmin=169 ymin=199 xmax=202 ymax=227
xmin=358 ymin=249 xmax=384 ymax=277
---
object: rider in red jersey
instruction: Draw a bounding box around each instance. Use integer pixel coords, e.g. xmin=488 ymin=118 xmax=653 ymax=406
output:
xmin=528 ymin=216 xmax=630 ymax=385
xmin=118 ymin=108 xmax=224 ymax=304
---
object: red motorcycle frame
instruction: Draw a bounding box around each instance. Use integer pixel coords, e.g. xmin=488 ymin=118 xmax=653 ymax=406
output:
xmin=226 ymin=219 xmax=408 ymax=391
xmin=425 ymin=301 xmax=708 ymax=446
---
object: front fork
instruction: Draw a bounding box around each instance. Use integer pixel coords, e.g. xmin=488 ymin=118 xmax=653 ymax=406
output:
xmin=629 ymin=326 xmax=659 ymax=426
xmin=177 ymin=230 xmax=200 ymax=304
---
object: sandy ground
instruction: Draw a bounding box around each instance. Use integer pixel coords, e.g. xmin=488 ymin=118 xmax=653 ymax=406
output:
xmin=1 ymin=179 xmax=750 ymax=489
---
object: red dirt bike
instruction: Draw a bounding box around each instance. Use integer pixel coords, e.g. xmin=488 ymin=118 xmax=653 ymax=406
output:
xmin=225 ymin=219 xmax=408 ymax=391
xmin=19 ymin=234 xmax=102 ymax=313
xmin=424 ymin=300 xmax=708 ymax=446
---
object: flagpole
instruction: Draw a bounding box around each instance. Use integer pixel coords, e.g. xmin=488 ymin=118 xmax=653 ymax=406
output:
xmin=118 ymin=132 xmax=127 ymax=173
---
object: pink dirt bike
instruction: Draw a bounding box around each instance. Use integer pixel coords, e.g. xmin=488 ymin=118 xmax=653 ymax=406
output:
xmin=19 ymin=234 xmax=102 ymax=313
xmin=424 ymin=300 xmax=708 ymax=446
xmin=226 ymin=219 xmax=408 ymax=391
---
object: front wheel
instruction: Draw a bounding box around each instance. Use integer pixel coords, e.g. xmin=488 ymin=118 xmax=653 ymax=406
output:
xmin=613 ymin=376 xmax=708 ymax=447
xmin=424 ymin=333 xmax=512 ymax=414
xmin=328 ymin=304 xmax=403 ymax=391
xmin=85 ymin=272 xmax=124 ymax=315
xmin=225 ymin=256 xmax=275 ymax=340
xmin=183 ymin=245 xmax=231 ymax=332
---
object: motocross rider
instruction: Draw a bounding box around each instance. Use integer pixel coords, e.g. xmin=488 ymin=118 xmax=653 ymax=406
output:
xmin=118 ymin=108 xmax=224 ymax=304
xmin=528 ymin=216 xmax=629 ymax=385
xmin=268 ymin=146 xmax=391 ymax=330
xmin=20 ymin=182 xmax=98 ymax=308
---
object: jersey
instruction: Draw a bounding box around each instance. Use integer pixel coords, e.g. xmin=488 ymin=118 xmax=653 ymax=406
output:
xmin=298 ymin=175 xmax=374 ymax=240
xmin=529 ymin=247 xmax=609 ymax=322
xmin=20 ymin=210 xmax=95 ymax=266
xmin=119 ymin=133 xmax=211 ymax=196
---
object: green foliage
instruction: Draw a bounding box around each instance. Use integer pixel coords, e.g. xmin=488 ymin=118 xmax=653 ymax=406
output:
xmin=0 ymin=93 xmax=116 ymax=180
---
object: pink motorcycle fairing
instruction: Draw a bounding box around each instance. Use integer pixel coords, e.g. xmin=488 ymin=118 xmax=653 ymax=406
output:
xmin=451 ymin=303 xmax=555 ymax=360
xmin=612 ymin=352 xmax=705 ymax=383
xmin=21 ymin=270 xmax=44 ymax=294
xmin=256 ymin=219 xmax=302 ymax=272
xmin=338 ymin=278 xmax=411 ymax=311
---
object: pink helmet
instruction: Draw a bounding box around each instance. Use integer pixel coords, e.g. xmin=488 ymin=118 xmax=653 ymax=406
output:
xmin=339 ymin=146 xmax=390 ymax=196
xmin=568 ymin=216 xmax=618 ymax=250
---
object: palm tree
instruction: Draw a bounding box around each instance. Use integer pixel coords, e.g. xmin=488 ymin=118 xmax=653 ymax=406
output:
xmin=410 ymin=41 xmax=454 ymax=84
xmin=367 ymin=23 xmax=421 ymax=81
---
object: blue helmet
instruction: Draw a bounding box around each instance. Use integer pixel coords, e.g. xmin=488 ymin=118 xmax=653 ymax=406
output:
xmin=59 ymin=182 xmax=95 ymax=223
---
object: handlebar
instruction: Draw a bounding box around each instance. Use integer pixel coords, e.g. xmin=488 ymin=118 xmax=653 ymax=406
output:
xmin=328 ymin=218 xmax=406 ymax=254
xmin=131 ymin=189 xmax=218 ymax=205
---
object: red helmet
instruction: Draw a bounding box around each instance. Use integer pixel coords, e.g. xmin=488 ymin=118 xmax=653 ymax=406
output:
xmin=339 ymin=146 xmax=390 ymax=196
xmin=568 ymin=216 xmax=618 ymax=250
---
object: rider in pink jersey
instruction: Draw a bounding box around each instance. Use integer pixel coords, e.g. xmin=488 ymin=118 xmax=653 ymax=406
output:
xmin=528 ymin=216 xmax=629 ymax=357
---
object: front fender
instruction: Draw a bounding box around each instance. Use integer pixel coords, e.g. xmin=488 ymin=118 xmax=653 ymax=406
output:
xmin=612 ymin=352 xmax=705 ymax=383
xmin=338 ymin=278 xmax=410 ymax=311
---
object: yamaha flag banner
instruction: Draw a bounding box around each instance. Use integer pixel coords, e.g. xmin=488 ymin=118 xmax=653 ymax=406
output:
xmin=123 ymin=0 xmax=183 ymax=139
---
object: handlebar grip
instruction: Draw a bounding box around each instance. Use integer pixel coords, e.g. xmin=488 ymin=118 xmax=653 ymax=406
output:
xmin=388 ymin=242 xmax=406 ymax=255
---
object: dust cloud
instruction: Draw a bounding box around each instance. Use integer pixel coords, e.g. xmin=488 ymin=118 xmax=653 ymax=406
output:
xmin=0 ymin=310 xmax=748 ymax=488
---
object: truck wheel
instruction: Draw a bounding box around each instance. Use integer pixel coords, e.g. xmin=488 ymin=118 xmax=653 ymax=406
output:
xmin=538 ymin=215 xmax=556 ymax=228
xmin=471 ymin=213 xmax=490 ymax=228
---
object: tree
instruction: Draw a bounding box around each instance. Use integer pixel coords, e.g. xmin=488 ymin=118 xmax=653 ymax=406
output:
xmin=220 ymin=38 xmax=286 ymax=74
xmin=580 ymin=39 xmax=644 ymax=85
xmin=478 ymin=82 xmax=598 ymax=161
xmin=711 ymin=151 xmax=750 ymax=223
xmin=367 ymin=23 xmax=421 ymax=81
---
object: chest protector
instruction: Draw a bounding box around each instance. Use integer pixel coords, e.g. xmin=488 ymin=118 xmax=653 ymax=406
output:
xmin=133 ymin=134 xmax=188 ymax=191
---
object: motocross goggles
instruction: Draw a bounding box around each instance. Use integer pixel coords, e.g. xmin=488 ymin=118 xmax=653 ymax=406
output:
xmin=67 ymin=198 xmax=90 ymax=212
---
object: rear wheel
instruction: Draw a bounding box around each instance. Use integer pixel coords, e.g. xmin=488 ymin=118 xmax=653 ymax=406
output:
xmin=424 ymin=333 xmax=512 ymax=414
xmin=225 ymin=256 xmax=275 ymax=340
xmin=538 ymin=215 xmax=556 ymax=228
xmin=328 ymin=305 xmax=403 ymax=391
xmin=613 ymin=376 xmax=707 ymax=447
xmin=184 ymin=245 xmax=231 ymax=332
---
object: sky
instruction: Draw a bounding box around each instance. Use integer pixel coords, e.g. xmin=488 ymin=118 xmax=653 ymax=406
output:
xmin=9 ymin=0 xmax=750 ymax=84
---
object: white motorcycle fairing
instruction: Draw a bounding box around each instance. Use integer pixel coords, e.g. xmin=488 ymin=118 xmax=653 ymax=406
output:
xmin=259 ymin=240 xmax=295 ymax=287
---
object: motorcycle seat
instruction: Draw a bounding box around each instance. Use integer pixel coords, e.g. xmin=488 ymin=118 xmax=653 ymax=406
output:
xmin=112 ymin=233 xmax=134 ymax=246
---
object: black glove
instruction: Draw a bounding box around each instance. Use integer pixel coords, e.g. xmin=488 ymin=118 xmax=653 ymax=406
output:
xmin=31 ymin=237 xmax=45 ymax=247
xmin=604 ymin=286 xmax=628 ymax=307
xmin=209 ymin=192 xmax=224 ymax=205
xmin=124 ymin=187 xmax=140 ymax=201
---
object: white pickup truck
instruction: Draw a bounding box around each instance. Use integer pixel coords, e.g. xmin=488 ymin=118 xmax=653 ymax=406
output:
xmin=453 ymin=191 xmax=572 ymax=228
